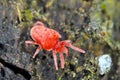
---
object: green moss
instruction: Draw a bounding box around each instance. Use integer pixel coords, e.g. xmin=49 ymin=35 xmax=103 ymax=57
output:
xmin=22 ymin=10 xmax=33 ymax=21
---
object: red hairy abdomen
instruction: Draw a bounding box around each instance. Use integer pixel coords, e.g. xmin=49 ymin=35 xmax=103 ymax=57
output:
xmin=30 ymin=26 xmax=59 ymax=50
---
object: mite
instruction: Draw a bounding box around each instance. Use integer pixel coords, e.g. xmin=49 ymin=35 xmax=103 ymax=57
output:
xmin=25 ymin=21 xmax=85 ymax=70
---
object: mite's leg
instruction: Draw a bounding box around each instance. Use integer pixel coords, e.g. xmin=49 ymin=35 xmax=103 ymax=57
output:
xmin=59 ymin=53 xmax=65 ymax=69
xmin=68 ymin=44 xmax=85 ymax=53
xmin=25 ymin=41 xmax=41 ymax=58
xmin=32 ymin=46 xmax=41 ymax=58
xmin=52 ymin=51 xmax=58 ymax=70
xmin=25 ymin=41 xmax=38 ymax=45
xmin=62 ymin=40 xmax=85 ymax=53
xmin=63 ymin=47 xmax=68 ymax=57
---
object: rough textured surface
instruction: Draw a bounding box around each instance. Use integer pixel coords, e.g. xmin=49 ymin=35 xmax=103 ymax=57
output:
xmin=0 ymin=0 xmax=120 ymax=80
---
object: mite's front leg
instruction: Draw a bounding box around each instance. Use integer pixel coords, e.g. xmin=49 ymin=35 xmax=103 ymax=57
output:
xmin=25 ymin=41 xmax=41 ymax=58
xmin=32 ymin=46 xmax=41 ymax=58
xmin=25 ymin=41 xmax=38 ymax=45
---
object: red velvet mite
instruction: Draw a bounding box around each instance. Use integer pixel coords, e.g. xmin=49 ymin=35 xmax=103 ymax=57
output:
xmin=25 ymin=21 xmax=85 ymax=70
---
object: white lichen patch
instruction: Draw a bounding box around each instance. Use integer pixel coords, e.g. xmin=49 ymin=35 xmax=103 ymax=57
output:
xmin=98 ymin=54 xmax=112 ymax=75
